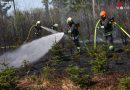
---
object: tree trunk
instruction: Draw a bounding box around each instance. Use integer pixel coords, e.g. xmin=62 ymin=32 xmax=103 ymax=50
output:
xmin=12 ymin=0 xmax=17 ymax=42
xmin=92 ymin=0 xmax=96 ymax=19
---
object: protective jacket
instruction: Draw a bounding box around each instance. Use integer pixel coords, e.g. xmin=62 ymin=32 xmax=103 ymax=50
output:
xmin=100 ymin=18 xmax=113 ymax=36
xmin=34 ymin=26 xmax=42 ymax=38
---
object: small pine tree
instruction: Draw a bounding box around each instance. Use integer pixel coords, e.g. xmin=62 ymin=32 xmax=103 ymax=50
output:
xmin=66 ymin=65 xmax=91 ymax=87
xmin=90 ymin=45 xmax=108 ymax=74
xmin=118 ymin=77 xmax=130 ymax=90
xmin=42 ymin=66 xmax=55 ymax=82
xmin=0 ymin=67 xmax=17 ymax=90
xmin=49 ymin=42 xmax=64 ymax=63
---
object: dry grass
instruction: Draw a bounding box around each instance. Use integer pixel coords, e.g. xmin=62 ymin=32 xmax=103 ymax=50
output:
xmin=17 ymin=72 xmax=130 ymax=90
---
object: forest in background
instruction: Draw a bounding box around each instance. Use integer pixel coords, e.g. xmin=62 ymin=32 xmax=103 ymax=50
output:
xmin=0 ymin=0 xmax=130 ymax=90
xmin=0 ymin=0 xmax=130 ymax=51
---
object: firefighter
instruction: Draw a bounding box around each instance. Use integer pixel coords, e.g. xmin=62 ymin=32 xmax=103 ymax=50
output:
xmin=52 ymin=23 xmax=59 ymax=31
xmin=33 ymin=21 xmax=43 ymax=39
xmin=66 ymin=17 xmax=80 ymax=52
xmin=99 ymin=10 xmax=115 ymax=51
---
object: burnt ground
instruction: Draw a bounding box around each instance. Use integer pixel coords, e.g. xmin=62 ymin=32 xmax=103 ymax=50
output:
xmin=1 ymin=38 xmax=130 ymax=90
xmin=23 ymin=41 xmax=130 ymax=74
xmin=16 ymin=42 xmax=130 ymax=90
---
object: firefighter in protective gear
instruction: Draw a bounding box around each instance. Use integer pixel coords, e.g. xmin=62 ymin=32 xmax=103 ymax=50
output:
xmin=34 ymin=21 xmax=43 ymax=39
xmin=67 ymin=17 xmax=80 ymax=52
xmin=99 ymin=10 xmax=115 ymax=51
xmin=52 ymin=23 xmax=59 ymax=31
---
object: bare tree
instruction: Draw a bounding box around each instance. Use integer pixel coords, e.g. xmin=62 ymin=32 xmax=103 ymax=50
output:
xmin=92 ymin=0 xmax=96 ymax=19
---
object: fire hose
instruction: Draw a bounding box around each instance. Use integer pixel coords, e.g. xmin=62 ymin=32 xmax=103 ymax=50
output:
xmin=94 ymin=19 xmax=130 ymax=49
xmin=0 ymin=25 xmax=58 ymax=49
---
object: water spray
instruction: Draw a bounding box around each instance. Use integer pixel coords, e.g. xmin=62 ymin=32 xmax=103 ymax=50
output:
xmin=0 ymin=33 xmax=64 ymax=68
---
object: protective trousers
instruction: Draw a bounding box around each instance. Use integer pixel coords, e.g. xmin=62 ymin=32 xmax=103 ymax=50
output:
xmin=105 ymin=34 xmax=114 ymax=51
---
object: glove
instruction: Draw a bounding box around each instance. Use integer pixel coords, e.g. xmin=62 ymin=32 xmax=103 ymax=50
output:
xmin=113 ymin=22 xmax=116 ymax=25
xmin=68 ymin=29 xmax=71 ymax=33
xmin=97 ymin=27 xmax=100 ymax=30
xmin=75 ymin=35 xmax=79 ymax=39
xmin=72 ymin=37 xmax=74 ymax=40
xmin=101 ymin=26 xmax=104 ymax=29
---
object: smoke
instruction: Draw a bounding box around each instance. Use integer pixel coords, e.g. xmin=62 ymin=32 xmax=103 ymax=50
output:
xmin=0 ymin=33 xmax=64 ymax=68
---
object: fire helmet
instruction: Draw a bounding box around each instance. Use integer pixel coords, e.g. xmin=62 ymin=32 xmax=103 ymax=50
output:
xmin=36 ymin=21 xmax=41 ymax=26
xmin=67 ymin=17 xmax=73 ymax=24
xmin=100 ymin=10 xmax=107 ymax=17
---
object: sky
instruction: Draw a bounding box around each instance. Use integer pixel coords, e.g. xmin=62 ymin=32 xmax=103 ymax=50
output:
xmin=9 ymin=0 xmax=43 ymax=13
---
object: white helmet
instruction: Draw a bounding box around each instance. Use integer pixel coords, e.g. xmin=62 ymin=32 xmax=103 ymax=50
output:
xmin=53 ymin=23 xmax=59 ymax=27
xmin=67 ymin=17 xmax=72 ymax=24
xmin=36 ymin=21 xmax=41 ymax=25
